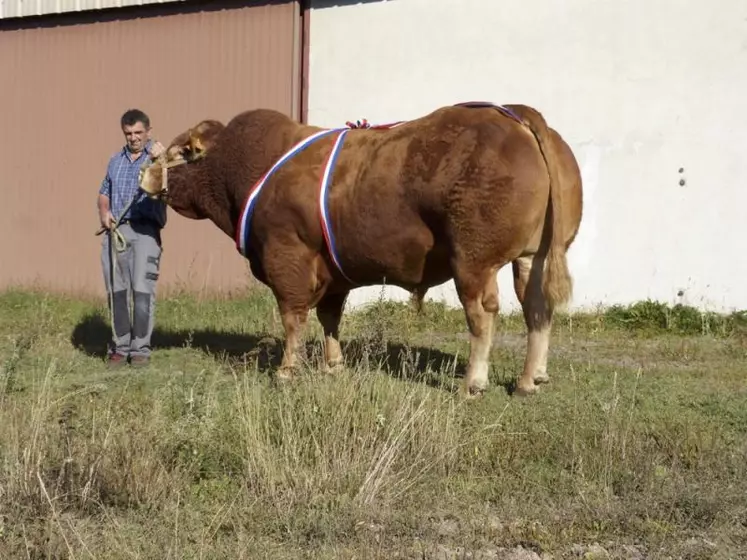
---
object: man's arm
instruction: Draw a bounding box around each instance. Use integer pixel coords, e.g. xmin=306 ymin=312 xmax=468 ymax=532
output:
xmin=98 ymin=193 xmax=113 ymax=229
xmin=98 ymin=170 xmax=114 ymax=230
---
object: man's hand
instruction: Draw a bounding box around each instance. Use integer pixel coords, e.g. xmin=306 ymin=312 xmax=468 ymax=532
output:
xmin=149 ymin=141 xmax=165 ymax=159
xmin=99 ymin=211 xmax=115 ymax=230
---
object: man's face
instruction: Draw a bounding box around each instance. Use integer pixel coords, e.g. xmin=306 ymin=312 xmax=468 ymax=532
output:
xmin=122 ymin=121 xmax=150 ymax=154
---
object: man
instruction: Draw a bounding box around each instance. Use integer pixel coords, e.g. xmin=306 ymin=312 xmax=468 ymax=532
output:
xmin=97 ymin=108 xmax=167 ymax=368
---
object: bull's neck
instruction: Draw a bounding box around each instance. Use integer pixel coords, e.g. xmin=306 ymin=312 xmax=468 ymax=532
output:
xmin=198 ymin=125 xmax=320 ymax=243
xmin=187 ymin=162 xmax=236 ymax=239
xmin=225 ymin=134 xmax=309 ymax=230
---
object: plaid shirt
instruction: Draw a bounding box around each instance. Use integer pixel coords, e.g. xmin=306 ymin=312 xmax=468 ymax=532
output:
xmin=98 ymin=139 xmax=167 ymax=227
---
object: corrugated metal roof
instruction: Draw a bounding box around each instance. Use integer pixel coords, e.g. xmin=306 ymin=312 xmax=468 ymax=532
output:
xmin=0 ymin=0 xmax=186 ymax=19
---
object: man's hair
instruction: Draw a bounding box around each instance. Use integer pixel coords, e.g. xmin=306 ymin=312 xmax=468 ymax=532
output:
xmin=121 ymin=108 xmax=150 ymax=129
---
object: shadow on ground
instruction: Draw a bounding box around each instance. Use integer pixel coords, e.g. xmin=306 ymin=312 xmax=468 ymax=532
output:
xmin=71 ymin=312 xmax=516 ymax=393
xmin=71 ymin=311 xmax=284 ymax=371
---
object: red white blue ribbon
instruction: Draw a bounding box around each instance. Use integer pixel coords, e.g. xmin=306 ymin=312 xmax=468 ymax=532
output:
xmin=235 ymin=127 xmax=342 ymax=257
xmin=454 ymin=101 xmax=523 ymax=124
xmin=235 ymin=122 xmax=403 ymax=284
xmin=318 ymin=120 xmax=405 ymax=283
xmin=318 ymin=128 xmax=353 ymax=283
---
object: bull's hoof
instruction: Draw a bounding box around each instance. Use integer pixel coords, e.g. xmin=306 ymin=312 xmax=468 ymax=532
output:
xmin=274 ymin=367 xmax=296 ymax=384
xmin=462 ymin=382 xmax=488 ymax=399
xmin=323 ymin=360 xmax=344 ymax=375
xmin=514 ymin=381 xmax=540 ymax=397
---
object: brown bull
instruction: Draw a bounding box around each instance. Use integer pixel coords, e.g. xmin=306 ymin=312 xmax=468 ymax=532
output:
xmin=138 ymin=102 xmax=583 ymax=396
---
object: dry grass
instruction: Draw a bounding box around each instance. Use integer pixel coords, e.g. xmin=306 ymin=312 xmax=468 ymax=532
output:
xmin=0 ymin=286 xmax=746 ymax=559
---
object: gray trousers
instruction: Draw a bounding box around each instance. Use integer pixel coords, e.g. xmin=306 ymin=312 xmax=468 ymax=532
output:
xmin=100 ymin=221 xmax=163 ymax=358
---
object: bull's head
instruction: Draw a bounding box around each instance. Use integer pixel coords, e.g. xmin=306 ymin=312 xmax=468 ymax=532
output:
xmin=139 ymin=119 xmax=225 ymax=200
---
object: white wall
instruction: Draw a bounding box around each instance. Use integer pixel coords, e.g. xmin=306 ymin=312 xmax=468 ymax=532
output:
xmin=307 ymin=0 xmax=747 ymax=313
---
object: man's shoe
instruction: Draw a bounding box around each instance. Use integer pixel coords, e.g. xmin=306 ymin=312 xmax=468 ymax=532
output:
xmin=130 ymin=355 xmax=150 ymax=368
xmin=106 ymin=353 xmax=128 ymax=368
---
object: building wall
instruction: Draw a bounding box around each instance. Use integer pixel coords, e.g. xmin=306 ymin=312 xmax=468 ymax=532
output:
xmin=307 ymin=0 xmax=747 ymax=313
xmin=0 ymin=0 xmax=302 ymax=297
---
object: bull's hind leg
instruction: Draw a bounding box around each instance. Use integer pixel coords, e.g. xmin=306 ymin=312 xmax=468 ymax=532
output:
xmin=512 ymin=254 xmax=554 ymax=396
xmin=316 ymin=291 xmax=348 ymax=372
xmin=454 ymin=265 xmax=501 ymax=397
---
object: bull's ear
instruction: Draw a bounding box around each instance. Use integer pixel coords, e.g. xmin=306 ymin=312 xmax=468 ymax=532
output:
xmin=187 ymin=131 xmax=207 ymax=160
xmin=164 ymin=129 xmax=193 ymax=160
xmin=184 ymin=119 xmax=225 ymax=161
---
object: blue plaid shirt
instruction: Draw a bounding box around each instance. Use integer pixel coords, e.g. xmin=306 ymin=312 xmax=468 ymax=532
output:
xmin=98 ymin=139 xmax=167 ymax=227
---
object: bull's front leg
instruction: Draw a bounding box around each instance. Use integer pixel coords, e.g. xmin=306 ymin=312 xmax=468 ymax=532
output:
xmin=277 ymin=303 xmax=309 ymax=381
xmin=268 ymin=246 xmax=332 ymax=381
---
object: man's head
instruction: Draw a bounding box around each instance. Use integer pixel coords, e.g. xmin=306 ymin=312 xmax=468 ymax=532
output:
xmin=121 ymin=109 xmax=151 ymax=155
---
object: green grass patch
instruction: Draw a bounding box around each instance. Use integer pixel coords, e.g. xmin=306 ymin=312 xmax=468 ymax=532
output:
xmin=0 ymin=287 xmax=745 ymax=558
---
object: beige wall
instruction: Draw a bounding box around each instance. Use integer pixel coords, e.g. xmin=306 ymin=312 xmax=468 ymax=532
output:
xmin=308 ymin=0 xmax=747 ymax=313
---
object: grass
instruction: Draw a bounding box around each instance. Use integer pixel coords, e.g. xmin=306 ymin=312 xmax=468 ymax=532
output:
xmin=0 ymin=285 xmax=746 ymax=559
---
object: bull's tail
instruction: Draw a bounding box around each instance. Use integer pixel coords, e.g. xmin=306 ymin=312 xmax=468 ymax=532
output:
xmin=504 ymin=104 xmax=572 ymax=308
